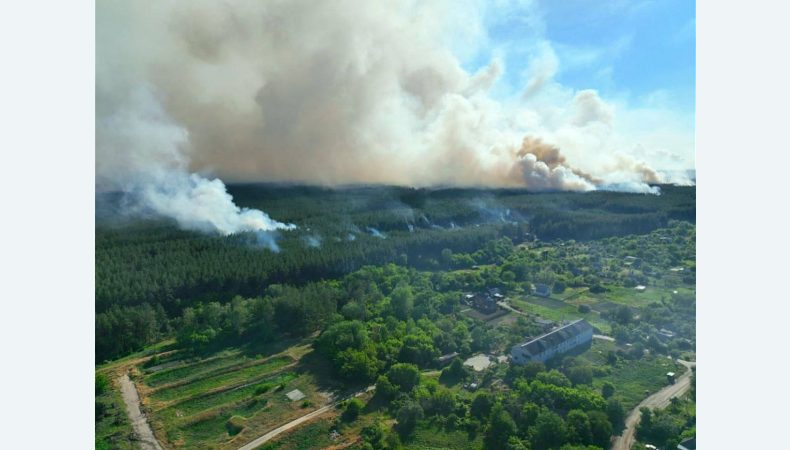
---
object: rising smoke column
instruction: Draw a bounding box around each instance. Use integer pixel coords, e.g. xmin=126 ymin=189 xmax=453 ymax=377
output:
xmin=95 ymin=85 xmax=294 ymax=243
xmin=97 ymin=0 xmax=677 ymax=208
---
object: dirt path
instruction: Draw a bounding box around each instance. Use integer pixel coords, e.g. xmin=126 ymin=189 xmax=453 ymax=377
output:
xmin=593 ymin=334 xmax=615 ymax=342
xmin=236 ymin=386 xmax=375 ymax=450
xmin=497 ymin=301 xmax=528 ymax=316
xmin=119 ymin=373 xmax=164 ymax=450
xmin=611 ymin=361 xmax=695 ymax=450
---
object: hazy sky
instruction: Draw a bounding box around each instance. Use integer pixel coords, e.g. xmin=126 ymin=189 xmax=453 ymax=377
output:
xmin=456 ymin=0 xmax=696 ymax=170
xmin=97 ymin=0 xmax=695 ymax=196
xmin=481 ymin=0 xmax=694 ymax=111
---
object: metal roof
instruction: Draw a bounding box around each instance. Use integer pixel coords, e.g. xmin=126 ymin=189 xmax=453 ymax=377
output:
xmin=514 ymin=319 xmax=593 ymax=357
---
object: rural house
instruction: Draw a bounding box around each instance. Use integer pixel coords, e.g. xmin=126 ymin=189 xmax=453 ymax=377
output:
xmin=510 ymin=319 xmax=594 ymax=364
xmin=462 ymin=292 xmax=500 ymax=314
xmin=533 ymin=283 xmax=552 ymax=298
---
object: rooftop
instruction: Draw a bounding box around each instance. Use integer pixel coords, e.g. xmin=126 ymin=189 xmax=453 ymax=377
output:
xmin=514 ymin=319 xmax=593 ymax=357
xmin=437 ymin=352 xmax=460 ymax=363
xmin=285 ymin=389 xmax=306 ymax=402
xmin=677 ymin=437 xmax=696 ymax=450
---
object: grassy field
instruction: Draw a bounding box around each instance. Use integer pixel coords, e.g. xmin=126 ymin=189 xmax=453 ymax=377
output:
xmin=581 ymin=340 xmax=686 ymax=410
xmin=595 ymin=284 xmax=693 ymax=308
xmin=258 ymin=419 xmax=339 ymax=450
xmin=508 ymin=296 xmax=612 ymax=334
xmin=258 ymin=400 xmax=381 ymax=450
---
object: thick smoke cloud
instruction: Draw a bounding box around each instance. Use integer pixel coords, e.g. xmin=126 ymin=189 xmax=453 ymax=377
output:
xmin=97 ymin=0 xmax=676 ymax=223
xmin=95 ymin=84 xmax=294 ymax=240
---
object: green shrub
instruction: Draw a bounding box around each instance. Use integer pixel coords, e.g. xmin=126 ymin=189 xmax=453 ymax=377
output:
xmin=254 ymin=385 xmax=271 ymax=396
xmin=143 ymin=354 xmax=161 ymax=368
xmin=226 ymin=416 xmax=247 ymax=436
xmin=95 ymin=373 xmax=110 ymax=396
xmin=342 ymin=398 xmax=364 ymax=422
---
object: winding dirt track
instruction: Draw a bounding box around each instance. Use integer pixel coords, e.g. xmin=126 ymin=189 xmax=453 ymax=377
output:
xmin=611 ymin=360 xmax=695 ymax=450
xmin=119 ymin=373 xmax=164 ymax=450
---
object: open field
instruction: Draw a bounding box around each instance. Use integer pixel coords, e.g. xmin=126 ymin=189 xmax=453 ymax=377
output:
xmin=581 ymin=340 xmax=687 ymax=410
xmin=257 ymin=417 xmax=340 ymax=450
xmin=595 ymin=285 xmax=694 ymax=308
xmin=508 ymin=296 xmax=612 ymax=334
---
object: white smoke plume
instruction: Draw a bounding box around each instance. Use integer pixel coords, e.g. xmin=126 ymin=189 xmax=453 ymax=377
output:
xmin=96 ymin=85 xmax=295 ymax=242
xmin=303 ymin=235 xmax=322 ymax=248
xmin=367 ymin=228 xmax=387 ymax=239
xmin=97 ymin=0 xmax=687 ymax=211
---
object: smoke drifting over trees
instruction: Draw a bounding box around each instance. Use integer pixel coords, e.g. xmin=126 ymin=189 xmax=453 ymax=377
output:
xmin=96 ymin=1 xmax=691 ymax=234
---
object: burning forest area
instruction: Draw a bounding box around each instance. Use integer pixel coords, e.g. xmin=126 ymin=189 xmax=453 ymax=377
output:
xmin=95 ymin=2 xmax=696 ymax=450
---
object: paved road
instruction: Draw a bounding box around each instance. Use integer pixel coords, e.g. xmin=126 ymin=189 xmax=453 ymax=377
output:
xmin=611 ymin=361 xmax=695 ymax=450
xmin=237 ymin=386 xmax=375 ymax=450
xmin=119 ymin=374 xmax=163 ymax=450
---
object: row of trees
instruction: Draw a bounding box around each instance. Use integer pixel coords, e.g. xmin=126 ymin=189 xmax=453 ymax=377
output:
xmin=350 ymin=358 xmax=625 ymax=450
xmin=96 ymin=185 xmax=695 ymax=314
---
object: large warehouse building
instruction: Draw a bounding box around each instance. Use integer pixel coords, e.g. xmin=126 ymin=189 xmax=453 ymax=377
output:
xmin=510 ymin=319 xmax=594 ymax=364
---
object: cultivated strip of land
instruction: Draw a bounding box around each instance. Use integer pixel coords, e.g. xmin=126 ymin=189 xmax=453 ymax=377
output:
xmin=119 ymin=373 xmax=164 ymax=450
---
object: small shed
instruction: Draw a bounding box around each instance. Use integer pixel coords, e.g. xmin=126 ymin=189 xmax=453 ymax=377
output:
xmin=285 ymin=389 xmax=306 ymax=402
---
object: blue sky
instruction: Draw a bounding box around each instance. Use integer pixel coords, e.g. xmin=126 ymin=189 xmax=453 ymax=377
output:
xmin=464 ymin=0 xmax=695 ymax=114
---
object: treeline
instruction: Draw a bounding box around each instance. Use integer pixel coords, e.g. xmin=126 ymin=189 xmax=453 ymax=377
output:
xmin=95 ymin=223 xmax=509 ymax=314
xmin=352 ymin=362 xmax=623 ymax=450
xmin=96 ymin=185 xmax=695 ymax=361
xmin=529 ymin=210 xmax=668 ymax=241
xmin=96 ymin=185 xmax=694 ymax=312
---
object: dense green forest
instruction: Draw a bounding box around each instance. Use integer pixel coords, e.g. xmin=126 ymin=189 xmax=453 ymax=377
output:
xmin=96 ymin=184 xmax=694 ymax=362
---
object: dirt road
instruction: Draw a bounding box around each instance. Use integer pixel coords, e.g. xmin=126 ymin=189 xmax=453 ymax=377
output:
xmin=119 ymin=373 xmax=164 ymax=450
xmin=237 ymin=386 xmax=375 ymax=450
xmin=497 ymin=301 xmax=528 ymax=316
xmin=593 ymin=334 xmax=615 ymax=342
xmin=611 ymin=361 xmax=695 ymax=450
